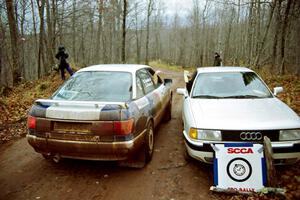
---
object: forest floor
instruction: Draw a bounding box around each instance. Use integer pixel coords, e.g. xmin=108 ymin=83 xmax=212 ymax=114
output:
xmin=0 ymin=63 xmax=299 ymax=200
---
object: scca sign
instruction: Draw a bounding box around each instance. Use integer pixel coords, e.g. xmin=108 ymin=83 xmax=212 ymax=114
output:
xmin=213 ymin=143 xmax=266 ymax=193
xmin=227 ymin=148 xmax=253 ymax=154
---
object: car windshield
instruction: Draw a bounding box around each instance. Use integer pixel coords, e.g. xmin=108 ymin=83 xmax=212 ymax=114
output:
xmin=192 ymin=72 xmax=272 ymax=99
xmin=52 ymin=71 xmax=132 ymax=102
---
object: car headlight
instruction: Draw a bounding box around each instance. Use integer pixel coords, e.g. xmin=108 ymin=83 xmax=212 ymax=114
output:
xmin=279 ymin=129 xmax=300 ymax=141
xmin=189 ymin=128 xmax=222 ymax=141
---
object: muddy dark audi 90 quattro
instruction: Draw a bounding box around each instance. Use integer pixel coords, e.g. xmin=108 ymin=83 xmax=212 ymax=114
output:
xmin=27 ymin=64 xmax=172 ymax=167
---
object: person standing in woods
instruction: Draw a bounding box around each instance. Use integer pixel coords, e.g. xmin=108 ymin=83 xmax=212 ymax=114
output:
xmin=213 ymin=52 xmax=222 ymax=66
xmin=55 ymin=45 xmax=73 ymax=80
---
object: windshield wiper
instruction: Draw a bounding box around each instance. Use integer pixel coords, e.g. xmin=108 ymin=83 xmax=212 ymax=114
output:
xmin=192 ymin=95 xmax=224 ymax=99
xmin=222 ymin=95 xmax=262 ymax=99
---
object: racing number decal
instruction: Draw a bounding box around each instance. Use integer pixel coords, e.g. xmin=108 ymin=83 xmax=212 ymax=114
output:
xmin=226 ymin=157 xmax=252 ymax=182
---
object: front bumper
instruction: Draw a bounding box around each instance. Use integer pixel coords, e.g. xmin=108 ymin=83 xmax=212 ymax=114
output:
xmin=183 ymin=131 xmax=300 ymax=164
xmin=27 ymin=131 xmax=145 ymax=161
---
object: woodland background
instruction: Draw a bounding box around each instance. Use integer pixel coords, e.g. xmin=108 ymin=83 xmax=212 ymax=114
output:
xmin=0 ymin=0 xmax=300 ymax=89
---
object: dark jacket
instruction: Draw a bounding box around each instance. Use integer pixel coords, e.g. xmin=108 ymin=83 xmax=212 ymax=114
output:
xmin=214 ymin=55 xmax=222 ymax=66
xmin=55 ymin=51 xmax=69 ymax=69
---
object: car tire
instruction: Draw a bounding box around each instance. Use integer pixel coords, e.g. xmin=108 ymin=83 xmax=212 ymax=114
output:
xmin=119 ymin=122 xmax=154 ymax=168
xmin=145 ymin=122 xmax=154 ymax=163
xmin=163 ymin=98 xmax=172 ymax=122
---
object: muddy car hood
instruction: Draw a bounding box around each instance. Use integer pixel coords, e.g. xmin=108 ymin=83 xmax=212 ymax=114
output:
xmin=189 ymin=97 xmax=300 ymax=130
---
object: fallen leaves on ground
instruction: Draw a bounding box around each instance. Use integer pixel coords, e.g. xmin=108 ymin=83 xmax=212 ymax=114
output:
xmin=0 ymin=71 xmax=63 ymax=143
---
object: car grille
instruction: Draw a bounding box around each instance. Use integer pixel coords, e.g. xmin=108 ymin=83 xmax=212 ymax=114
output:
xmin=221 ymin=130 xmax=279 ymax=142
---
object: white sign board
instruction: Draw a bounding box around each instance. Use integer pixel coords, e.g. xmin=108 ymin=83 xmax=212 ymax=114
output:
xmin=213 ymin=143 xmax=266 ymax=193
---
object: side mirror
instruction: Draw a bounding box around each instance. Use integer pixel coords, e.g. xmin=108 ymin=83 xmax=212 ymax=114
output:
xmin=273 ymin=87 xmax=283 ymax=96
xmin=164 ymin=78 xmax=172 ymax=85
xmin=177 ymin=88 xmax=187 ymax=97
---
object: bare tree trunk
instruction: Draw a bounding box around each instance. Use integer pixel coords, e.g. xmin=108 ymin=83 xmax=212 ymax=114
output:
xmin=58 ymin=0 xmax=65 ymax=43
xmin=134 ymin=2 xmax=141 ymax=64
xmin=272 ymin=0 xmax=282 ymax=71
xmin=72 ymin=0 xmax=77 ymax=63
xmin=0 ymin=15 xmax=13 ymax=88
xmin=88 ymin=5 xmax=95 ymax=64
xmin=80 ymin=22 xmax=85 ymax=64
xmin=121 ymin=0 xmax=127 ymax=63
xmin=30 ymin=0 xmax=38 ymax=52
xmin=5 ymin=0 xmax=20 ymax=85
xmin=114 ymin=0 xmax=121 ymax=63
xmin=37 ymin=0 xmax=46 ymax=78
xmin=280 ymin=0 xmax=293 ymax=75
xmin=247 ymin=0 xmax=255 ymax=65
xmin=20 ymin=0 xmax=26 ymax=79
xmin=45 ymin=0 xmax=55 ymax=71
xmin=95 ymin=0 xmax=103 ymax=63
xmin=145 ymin=0 xmax=154 ymax=65
xmin=254 ymin=0 xmax=277 ymax=68
xmin=255 ymin=0 xmax=261 ymax=61
xmin=224 ymin=8 xmax=235 ymax=65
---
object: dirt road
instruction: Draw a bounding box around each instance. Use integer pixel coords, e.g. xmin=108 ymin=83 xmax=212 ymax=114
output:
xmin=0 ymin=70 xmax=220 ymax=200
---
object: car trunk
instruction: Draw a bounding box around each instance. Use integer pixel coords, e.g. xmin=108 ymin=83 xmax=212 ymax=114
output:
xmin=30 ymin=99 xmax=132 ymax=142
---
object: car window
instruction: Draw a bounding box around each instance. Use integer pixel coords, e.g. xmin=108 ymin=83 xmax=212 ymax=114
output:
xmin=136 ymin=75 xmax=145 ymax=99
xmin=146 ymin=68 xmax=162 ymax=87
xmin=52 ymin=71 xmax=132 ymax=102
xmin=137 ymin=69 xmax=156 ymax=94
xmin=192 ymin=72 xmax=272 ymax=99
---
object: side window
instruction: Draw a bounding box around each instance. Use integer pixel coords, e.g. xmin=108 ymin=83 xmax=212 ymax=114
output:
xmin=137 ymin=69 xmax=155 ymax=94
xmin=136 ymin=75 xmax=144 ymax=99
xmin=146 ymin=68 xmax=162 ymax=87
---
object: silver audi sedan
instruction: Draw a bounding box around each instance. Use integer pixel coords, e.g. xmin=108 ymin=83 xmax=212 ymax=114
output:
xmin=177 ymin=67 xmax=300 ymax=164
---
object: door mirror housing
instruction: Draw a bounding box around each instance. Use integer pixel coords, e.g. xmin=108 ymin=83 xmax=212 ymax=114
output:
xmin=273 ymin=87 xmax=283 ymax=96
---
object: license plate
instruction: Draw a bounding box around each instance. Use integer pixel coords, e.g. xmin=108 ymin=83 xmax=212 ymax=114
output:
xmin=53 ymin=122 xmax=92 ymax=133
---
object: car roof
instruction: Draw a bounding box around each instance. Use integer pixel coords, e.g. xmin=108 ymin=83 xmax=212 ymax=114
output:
xmin=196 ymin=66 xmax=254 ymax=73
xmin=77 ymin=64 xmax=151 ymax=73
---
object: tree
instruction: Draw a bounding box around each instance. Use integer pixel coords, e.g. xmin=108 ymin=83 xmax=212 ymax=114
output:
xmin=36 ymin=0 xmax=46 ymax=78
xmin=0 ymin=13 xmax=13 ymax=88
xmin=280 ymin=0 xmax=293 ymax=74
xmin=95 ymin=0 xmax=103 ymax=63
xmin=5 ymin=0 xmax=21 ymax=84
xmin=254 ymin=0 xmax=277 ymax=68
xmin=145 ymin=0 xmax=154 ymax=65
xmin=121 ymin=0 xmax=127 ymax=63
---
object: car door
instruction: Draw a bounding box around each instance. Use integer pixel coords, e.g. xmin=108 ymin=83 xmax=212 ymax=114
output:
xmin=137 ymin=68 xmax=163 ymax=127
xmin=144 ymin=68 xmax=170 ymax=111
xmin=132 ymin=72 xmax=149 ymax=135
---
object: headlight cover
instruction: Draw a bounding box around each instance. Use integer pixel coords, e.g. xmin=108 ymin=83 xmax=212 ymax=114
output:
xmin=279 ymin=129 xmax=300 ymax=141
xmin=189 ymin=128 xmax=222 ymax=141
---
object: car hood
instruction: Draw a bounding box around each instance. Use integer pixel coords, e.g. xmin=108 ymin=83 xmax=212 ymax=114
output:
xmin=189 ymin=97 xmax=300 ymax=130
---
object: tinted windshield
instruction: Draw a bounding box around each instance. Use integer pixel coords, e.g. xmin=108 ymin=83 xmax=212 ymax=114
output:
xmin=192 ymin=72 xmax=272 ymax=99
xmin=52 ymin=71 xmax=132 ymax=102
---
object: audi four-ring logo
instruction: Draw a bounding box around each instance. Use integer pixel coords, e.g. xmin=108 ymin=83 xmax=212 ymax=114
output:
xmin=240 ymin=132 xmax=262 ymax=140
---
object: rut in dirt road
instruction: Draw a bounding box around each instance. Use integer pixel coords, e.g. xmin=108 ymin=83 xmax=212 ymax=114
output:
xmin=0 ymin=70 xmax=220 ymax=200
